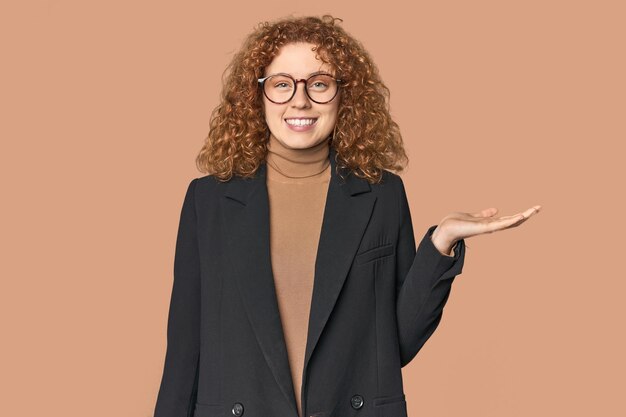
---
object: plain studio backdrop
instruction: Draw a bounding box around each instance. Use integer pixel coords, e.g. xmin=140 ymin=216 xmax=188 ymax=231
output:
xmin=0 ymin=1 xmax=624 ymax=416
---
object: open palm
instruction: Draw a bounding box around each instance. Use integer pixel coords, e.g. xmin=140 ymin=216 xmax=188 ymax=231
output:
xmin=432 ymin=205 xmax=542 ymax=251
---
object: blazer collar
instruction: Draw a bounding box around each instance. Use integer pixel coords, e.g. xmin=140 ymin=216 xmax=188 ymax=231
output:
xmin=220 ymin=146 xmax=377 ymax=417
xmin=222 ymin=146 xmax=372 ymax=202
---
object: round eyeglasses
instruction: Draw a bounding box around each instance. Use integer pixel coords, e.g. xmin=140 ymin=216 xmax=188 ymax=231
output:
xmin=258 ymin=73 xmax=344 ymax=104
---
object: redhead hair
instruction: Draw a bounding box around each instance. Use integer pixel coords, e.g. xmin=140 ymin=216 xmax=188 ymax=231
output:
xmin=196 ymin=14 xmax=408 ymax=183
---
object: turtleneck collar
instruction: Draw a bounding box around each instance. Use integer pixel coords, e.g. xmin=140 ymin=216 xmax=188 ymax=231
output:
xmin=265 ymin=134 xmax=331 ymax=184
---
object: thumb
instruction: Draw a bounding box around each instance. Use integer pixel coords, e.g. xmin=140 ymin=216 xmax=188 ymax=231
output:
xmin=471 ymin=207 xmax=498 ymax=218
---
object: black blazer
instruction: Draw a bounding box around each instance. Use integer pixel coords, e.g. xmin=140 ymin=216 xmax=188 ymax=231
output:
xmin=154 ymin=147 xmax=466 ymax=417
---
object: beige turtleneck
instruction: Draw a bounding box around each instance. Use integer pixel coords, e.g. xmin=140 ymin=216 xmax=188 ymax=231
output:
xmin=264 ymin=134 xmax=456 ymax=417
xmin=265 ymin=133 xmax=331 ymax=417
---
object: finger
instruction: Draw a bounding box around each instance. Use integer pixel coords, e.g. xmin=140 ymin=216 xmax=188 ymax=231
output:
xmin=470 ymin=207 xmax=498 ymax=218
xmin=496 ymin=205 xmax=541 ymax=222
xmin=495 ymin=213 xmax=525 ymax=221
xmin=482 ymin=214 xmax=527 ymax=233
xmin=513 ymin=206 xmax=540 ymax=221
xmin=527 ymin=205 xmax=542 ymax=216
xmin=500 ymin=215 xmax=529 ymax=230
xmin=488 ymin=206 xmax=537 ymax=233
xmin=478 ymin=205 xmax=541 ymax=234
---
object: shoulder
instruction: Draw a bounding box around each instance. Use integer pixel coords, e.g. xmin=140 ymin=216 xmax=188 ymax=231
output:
xmin=367 ymin=169 xmax=404 ymax=196
xmin=371 ymin=170 xmax=409 ymax=220
xmin=339 ymin=169 xmax=405 ymax=203
xmin=177 ymin=175 xmax=224 ymax=209
xmin=358 ymin=170 xmax=405 ymax=219
xmin=190 ymin=174 xmax=225 ymax=194
xmin=380 ymin=169 xmax=402 ymax=185
xmin=379 ymin=170 xmax=410 ymax=199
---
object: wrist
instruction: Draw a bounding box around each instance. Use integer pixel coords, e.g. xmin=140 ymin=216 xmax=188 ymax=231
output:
xmin=431 ymin=225 xmax=456 ymax=257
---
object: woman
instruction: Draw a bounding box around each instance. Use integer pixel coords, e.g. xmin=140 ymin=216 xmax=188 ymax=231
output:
xmin=154 ymin=15 xmax=540 ymax=417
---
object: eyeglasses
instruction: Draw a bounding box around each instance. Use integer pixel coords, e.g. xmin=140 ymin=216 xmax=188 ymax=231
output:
xmin=258 ymin=72 xmax=344 ymax=104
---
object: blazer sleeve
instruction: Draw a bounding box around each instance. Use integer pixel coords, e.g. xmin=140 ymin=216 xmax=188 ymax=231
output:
xmin=395 ymin=176 xmax=466 ymax=368
xmin=154 ymin=178 xmax=201 ymax=417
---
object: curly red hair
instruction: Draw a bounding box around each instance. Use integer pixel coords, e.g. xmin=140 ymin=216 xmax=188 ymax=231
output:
xmin=196 ymin=14 xmax=409 ymax=184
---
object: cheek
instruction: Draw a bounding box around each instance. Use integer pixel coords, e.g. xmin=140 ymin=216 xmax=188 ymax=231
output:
xmin=318 ymin=103 xmax=339 ymax=122
xmin=328 ymin=105 xmax=340 ymax=124
xmin=263 ymin=105 xmax=282 ymax=125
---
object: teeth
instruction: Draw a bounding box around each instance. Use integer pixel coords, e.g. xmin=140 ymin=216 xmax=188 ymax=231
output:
xmin=286 ymin=118 xmax=316 ymax=126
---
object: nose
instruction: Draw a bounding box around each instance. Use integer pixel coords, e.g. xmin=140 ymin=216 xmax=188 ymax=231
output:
xmin=291 ymin=80 xmax=312 ymax=109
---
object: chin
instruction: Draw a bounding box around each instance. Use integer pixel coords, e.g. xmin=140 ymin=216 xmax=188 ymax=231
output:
xmin=280 ymin=136 xmax=319 ymax=149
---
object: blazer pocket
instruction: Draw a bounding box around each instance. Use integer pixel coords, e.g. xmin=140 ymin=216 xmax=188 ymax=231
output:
xmin=194 ymin=402 xmax=224 ymax=417
xmin=355 ymin=243 xmax=395 ymax=265
xmin=373 ymin=394 xmax=407 ymax=417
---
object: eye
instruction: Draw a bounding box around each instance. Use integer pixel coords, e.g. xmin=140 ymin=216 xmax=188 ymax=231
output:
xmin=307 ymin=74 xmax=334 ymax=90
xmin=309 ymin=81 xmax=330 ymax=92
xmin=272 ymin=81 xmax=291 ymax=89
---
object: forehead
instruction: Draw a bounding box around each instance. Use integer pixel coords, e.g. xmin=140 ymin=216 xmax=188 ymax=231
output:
xmin=264 ymin=42 xmax=333 ymax=77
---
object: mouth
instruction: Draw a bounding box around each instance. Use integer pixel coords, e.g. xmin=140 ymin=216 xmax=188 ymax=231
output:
xmin=284 ymin=117 xmax=318 ymax=126
xmin=284 ymin=117 xmax=318 ymax=132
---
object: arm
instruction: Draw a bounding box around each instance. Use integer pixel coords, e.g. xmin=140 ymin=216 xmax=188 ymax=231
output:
xmin=154 ymin=178 xmax=201 ymax=417
xmin=395 ymin=177 xmax=466 ymax=368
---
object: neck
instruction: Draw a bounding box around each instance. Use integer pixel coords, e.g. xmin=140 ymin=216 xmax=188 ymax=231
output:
xmin=265 ymin=134 xmax=331 ymax=182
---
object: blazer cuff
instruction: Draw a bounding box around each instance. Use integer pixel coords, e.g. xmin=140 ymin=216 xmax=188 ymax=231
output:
xmin=415 ymin=225 xmax=466 ymax=290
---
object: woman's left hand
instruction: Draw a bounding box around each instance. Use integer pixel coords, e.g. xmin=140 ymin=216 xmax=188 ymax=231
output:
xmin=431 ymin=205 xmax=542 ymax=256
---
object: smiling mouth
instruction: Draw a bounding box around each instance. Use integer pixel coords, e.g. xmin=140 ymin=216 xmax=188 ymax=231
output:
xmin=284 ymin=118 xmax=318 ymax=126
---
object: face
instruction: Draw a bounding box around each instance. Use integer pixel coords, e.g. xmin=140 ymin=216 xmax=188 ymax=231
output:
xmin=261 ymin=42 xmax=341 ymax=150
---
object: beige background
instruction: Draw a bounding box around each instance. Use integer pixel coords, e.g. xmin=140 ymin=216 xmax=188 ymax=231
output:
xmin=1 ymin=1 xmax=624 ymax=416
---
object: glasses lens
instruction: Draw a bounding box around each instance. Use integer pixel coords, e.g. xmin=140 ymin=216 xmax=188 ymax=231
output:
xmin=306 ymin=74 xmax=338 ymax=103
xmin=263 ymin=74 xmax=338 ymax=103
xmin=264 ymin=75 xmax=295 ymax=103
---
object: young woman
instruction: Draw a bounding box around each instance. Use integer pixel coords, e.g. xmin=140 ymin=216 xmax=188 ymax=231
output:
xmin=154 ymin=15 xmax=540 ymax=417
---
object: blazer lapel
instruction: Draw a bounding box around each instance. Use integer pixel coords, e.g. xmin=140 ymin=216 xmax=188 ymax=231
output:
xmin=220 ymin=146 xmax=377 ymax=416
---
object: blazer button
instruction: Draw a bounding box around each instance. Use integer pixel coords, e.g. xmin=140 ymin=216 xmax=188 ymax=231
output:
xmin=350 ymin=395 xmax=364 ymax=409
xmin=231 ymin=402 xmax=244 ymax=416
